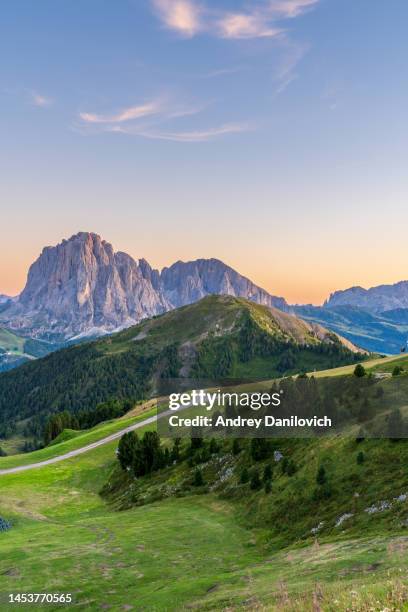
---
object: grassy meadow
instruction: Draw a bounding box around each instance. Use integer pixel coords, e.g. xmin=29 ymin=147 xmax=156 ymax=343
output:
xmin=1 ymin=353 xmax=408 ymax=609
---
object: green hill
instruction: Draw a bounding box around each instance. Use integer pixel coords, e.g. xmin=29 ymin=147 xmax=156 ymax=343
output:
xmin=0 ymin=296 xmax=365 ymax=445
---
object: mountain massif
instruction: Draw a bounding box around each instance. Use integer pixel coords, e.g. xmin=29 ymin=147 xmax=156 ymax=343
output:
xmin=0 ymin=232 xmax=287 ymax=342
xmin=2 ymin=231 xmax=408 ymax=357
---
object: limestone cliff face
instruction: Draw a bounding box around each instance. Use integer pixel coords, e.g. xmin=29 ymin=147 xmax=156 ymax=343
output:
xmin=160 ymin=259 xmax=288 ymax=311
xmin=1 ymin=233 xmax=288 ymax=340
xmin=3 ymin=233 xmax=168 ymax=340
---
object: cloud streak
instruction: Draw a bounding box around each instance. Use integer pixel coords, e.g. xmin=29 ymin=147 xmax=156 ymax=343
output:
xmin=112 ymin=122 xmax=250 ymax=142
xmin=79 ymin=100 xmax=162 ymax=124
xmin=151 ymin=0 xmax=320 ymax=40
xmin=78 ymin=97 xmax=247 ymax=143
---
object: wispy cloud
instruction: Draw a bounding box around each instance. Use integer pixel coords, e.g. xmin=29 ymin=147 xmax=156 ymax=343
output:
xmin=268 ymin=0 xmax=320 ymax=19
xmin=273 ymin=39 xmax=308 ymax=93
xmin=152 ymin=0 xmax=202 ymax=37
xmin=79 ymin=100 xmax=162 ymax=124
xmin=217 ymin=13 xmax=281 ymax=40
xmin=77 ymin=96 xmax=245 ymax=143
xmin=110 ymin=122 xmax=250 ymax=142
xmin=31 ymin=92 xmax=53 ymax=107
xmin=151 ymin=0 xmax=320 ymax=40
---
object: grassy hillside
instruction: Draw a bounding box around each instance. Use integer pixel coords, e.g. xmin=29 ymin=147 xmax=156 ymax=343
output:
xmin=1 ymin=371 xmax=408 ymax=609
xmin=0 ymin=296 xmax=365 ymax=448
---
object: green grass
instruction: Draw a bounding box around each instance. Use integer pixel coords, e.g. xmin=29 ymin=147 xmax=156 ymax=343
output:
xmin=2 ymin=355 xmax=408 ymax=609
xmin=1 ymin=428 xmax=408 ymax=610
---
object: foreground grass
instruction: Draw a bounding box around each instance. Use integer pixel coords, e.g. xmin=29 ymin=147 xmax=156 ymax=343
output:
xmin=1 ymin=434 xmax=408 ymax=611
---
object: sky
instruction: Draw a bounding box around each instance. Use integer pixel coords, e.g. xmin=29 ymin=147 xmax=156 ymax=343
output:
xmin=1 ymin=0 xmax=408 ymax=304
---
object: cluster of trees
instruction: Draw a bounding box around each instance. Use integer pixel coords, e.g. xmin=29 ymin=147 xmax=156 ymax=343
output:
xmin=44 ymin=398 xmax=134 ymax=444
xmin=117 ymin=431 xmax=175 ymax=477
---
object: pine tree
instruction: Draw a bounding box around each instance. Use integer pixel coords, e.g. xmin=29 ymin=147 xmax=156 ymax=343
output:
xmin=193 ymin=468 xmax=204 ymax=486
xmin=240 ymin=467 xmax=249 ymax=484
xmin=263 ymin=464 xmax=272 ymax=482
xmin=250 ymin=469 xmax=262 ymax=490
xmin=117 ymin=431 xmax=138 ymax=470
xmin=232 ymin=438 xmax=241 ymax=455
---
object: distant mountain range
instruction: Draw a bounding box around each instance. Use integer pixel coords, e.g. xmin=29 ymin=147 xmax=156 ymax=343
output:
xmin=325 ymin=282 xmax=408 ymax=313
xmin=1 ymin=231 xmax=408 ymax=360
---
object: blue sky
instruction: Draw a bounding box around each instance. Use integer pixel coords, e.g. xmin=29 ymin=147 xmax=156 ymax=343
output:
xmin=1 ymin=1 xmax=408 ymax=303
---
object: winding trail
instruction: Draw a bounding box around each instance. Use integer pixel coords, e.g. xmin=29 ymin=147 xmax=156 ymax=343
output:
xmin=0 ymin=409 xmax=174 ymax=476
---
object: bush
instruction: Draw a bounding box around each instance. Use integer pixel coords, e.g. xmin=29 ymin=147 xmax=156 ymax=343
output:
xmin=392 ymin=366 xmax=404 ymax=377
xmin=354 ymin=364 xmax=366 ymax=378
xmin=264 ymin=480 xmax=272 ymax=494
xmin=357 ymin=451 xmax=365 ymax=465
xmin=0 ymin=446 xmax=6 ymax=457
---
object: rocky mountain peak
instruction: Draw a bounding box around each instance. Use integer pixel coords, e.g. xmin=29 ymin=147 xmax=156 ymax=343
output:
xmin=0 ymin=233 xmax=288 ymax=341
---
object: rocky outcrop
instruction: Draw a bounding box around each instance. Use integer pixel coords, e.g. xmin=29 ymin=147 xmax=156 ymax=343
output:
xmin=0 ymin=232 xmax=288 ymax=341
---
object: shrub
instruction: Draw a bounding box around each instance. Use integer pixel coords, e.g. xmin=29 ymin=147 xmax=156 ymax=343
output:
xmin=392 ymin=366 xmax=404 ymax=377
xmin=264 ymin=480 xmax=272 ymax=494
xmin=354 ymin=364 xmax=366 ymax=378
